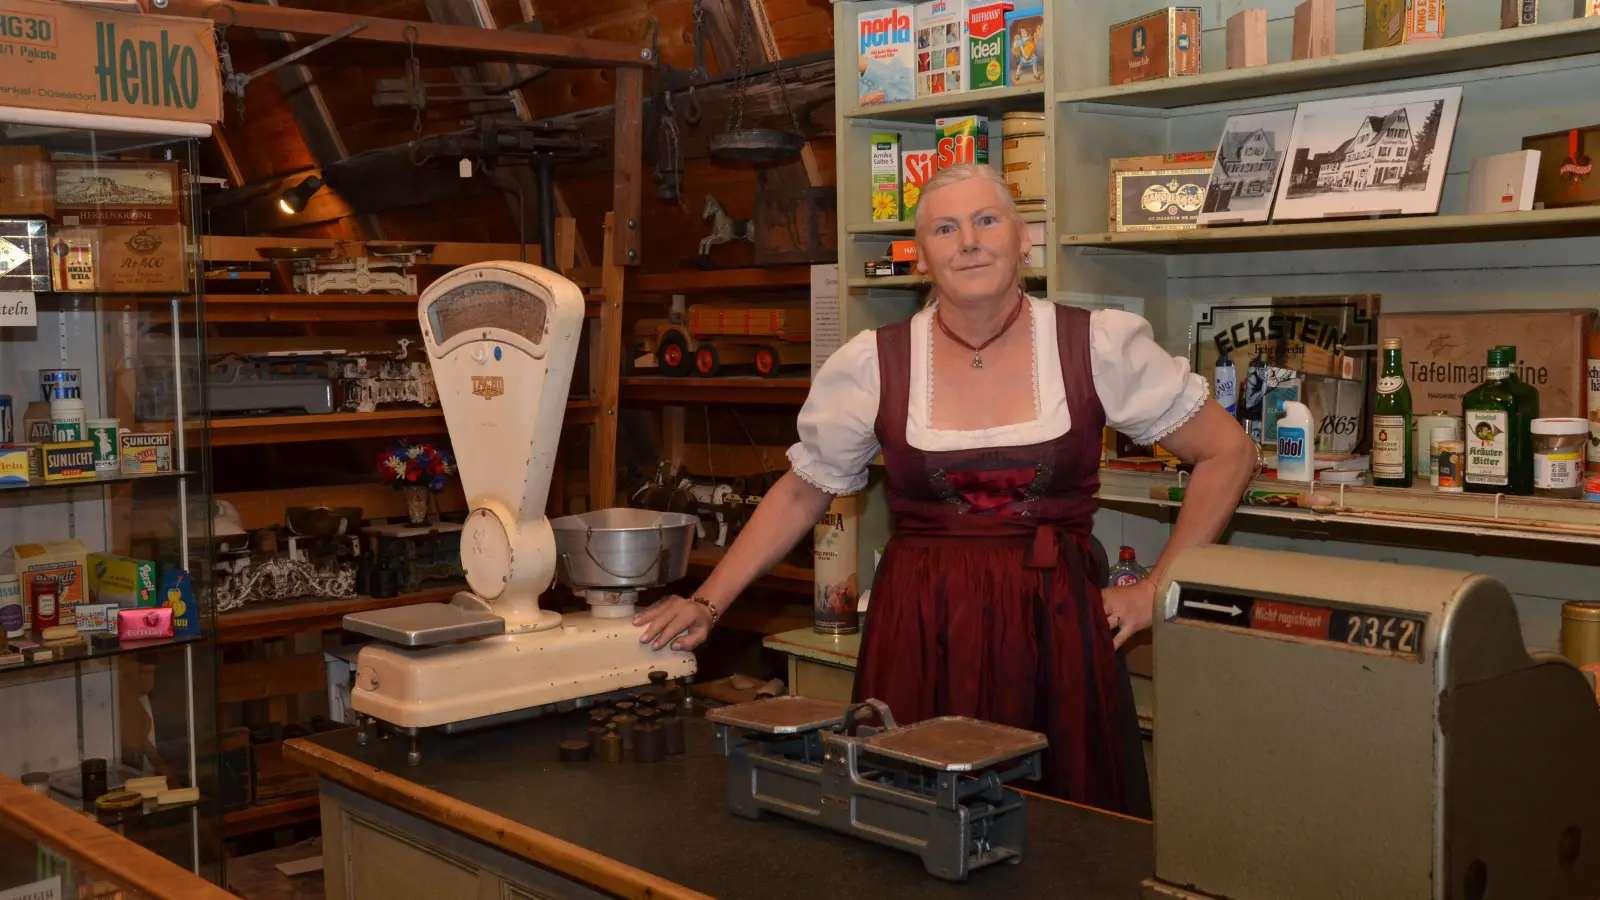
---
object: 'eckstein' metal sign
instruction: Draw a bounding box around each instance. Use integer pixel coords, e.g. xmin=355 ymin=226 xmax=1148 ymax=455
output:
xmin=0 ymin=0 xmax=220 ymax=124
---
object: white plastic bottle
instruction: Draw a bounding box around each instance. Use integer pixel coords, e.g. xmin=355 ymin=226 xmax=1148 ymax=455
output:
xmin=49 ymin=386 xmax=84 ymax=442
xmin=1275 ymin=400 xmax=1314 ymax=484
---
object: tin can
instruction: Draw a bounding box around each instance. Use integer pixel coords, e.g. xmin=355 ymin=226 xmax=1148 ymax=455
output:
xmin=1562 ymin=602 xmax=1600 ymax=667
xmin=0 ymin=574 xmax=22 ymax=638
xmin=1586 ymin=475 xmax=1600 ymax=502
xmin=86 ymin=419 xmax=118 ymax=472
xmin=1001 ymin=112 xmax=1047 ymax=213
xmin=0 ymin=393 xmax=11 ymax=443
xmin=812 ymin=496 xmax=859 ymax=635
xmin=38 ymin=369 xmax=79 ymax=403
xmin=1436 ymin=439 xmax=1465 ymax=492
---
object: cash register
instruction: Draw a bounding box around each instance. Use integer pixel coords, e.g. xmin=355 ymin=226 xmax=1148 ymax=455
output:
xmin=1144 ymin=546 xmax=1600 ymax=900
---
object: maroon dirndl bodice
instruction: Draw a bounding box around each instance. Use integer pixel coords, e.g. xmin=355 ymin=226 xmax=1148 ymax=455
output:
xmin=852 ymin=302 xmax=1133 ymax=813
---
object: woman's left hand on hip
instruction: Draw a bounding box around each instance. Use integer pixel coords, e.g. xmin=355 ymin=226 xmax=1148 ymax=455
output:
xmin=1102 ymin=578 xmax=1156 ymax=650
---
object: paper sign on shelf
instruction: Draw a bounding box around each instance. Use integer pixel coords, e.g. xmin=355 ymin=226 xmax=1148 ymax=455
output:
xmin=0 ymin=875 xmax=61 ymax=900
xmin=810 ymin=263 xmax=841 ymax=377
xmin=0 ymin=291 xmax=35 ymax=326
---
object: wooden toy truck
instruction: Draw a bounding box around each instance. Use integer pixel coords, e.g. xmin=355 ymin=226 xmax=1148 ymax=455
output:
xmin=636 ymin=303 xmax=811 ymax=378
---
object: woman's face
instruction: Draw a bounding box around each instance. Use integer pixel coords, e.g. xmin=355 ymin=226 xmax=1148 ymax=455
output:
xmin=915 ymin=176 xmax=1030 ymax=303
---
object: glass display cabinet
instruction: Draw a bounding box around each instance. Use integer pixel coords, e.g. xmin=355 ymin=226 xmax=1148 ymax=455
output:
xmin=0 ymin=117 xmax=219 ymax=880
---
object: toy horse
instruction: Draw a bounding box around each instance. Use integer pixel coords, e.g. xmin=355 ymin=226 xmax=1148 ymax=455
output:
xmin=699 ymin=194 xmax=755 ymax=257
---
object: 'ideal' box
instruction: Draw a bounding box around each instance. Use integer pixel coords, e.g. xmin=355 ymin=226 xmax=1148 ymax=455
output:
xmin=88 ymin=552 xmax=158 ymax=608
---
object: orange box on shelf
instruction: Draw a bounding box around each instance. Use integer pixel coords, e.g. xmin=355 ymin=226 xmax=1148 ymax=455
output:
xmin=890 ymin=240 xmax=918 ymax=262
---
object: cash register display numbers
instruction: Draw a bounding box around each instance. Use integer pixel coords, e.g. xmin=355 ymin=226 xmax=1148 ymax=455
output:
xmin=1173 ymin=586 xmax=1425 ymax=659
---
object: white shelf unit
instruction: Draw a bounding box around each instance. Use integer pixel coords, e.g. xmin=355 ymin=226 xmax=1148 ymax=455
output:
xmin=832 ymin=0 xmax=1600 ymax=642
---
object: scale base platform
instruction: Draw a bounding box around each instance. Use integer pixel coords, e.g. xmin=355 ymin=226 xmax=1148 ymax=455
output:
xmin=1141 ymin=880 xmax=1231 ymax=899
xmin=350 ymin=609 xmax=696 ymax=730
xmin=709 ymin=697 xmax=1044 ymax=882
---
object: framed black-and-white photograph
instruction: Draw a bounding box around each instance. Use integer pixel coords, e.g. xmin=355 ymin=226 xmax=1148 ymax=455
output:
xmin=1274 ymin=87 xmax=1462 ymax=220
xmin=1198 ymin=109 xmax=1298 ymax=226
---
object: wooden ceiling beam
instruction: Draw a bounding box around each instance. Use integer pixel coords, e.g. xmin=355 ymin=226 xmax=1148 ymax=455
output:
xmin=163 ymin=0 xmax=653 ymax=69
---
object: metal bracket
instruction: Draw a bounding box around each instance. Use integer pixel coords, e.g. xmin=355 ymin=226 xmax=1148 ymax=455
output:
xmin=223 ymin=21 xmax=368 ymax=101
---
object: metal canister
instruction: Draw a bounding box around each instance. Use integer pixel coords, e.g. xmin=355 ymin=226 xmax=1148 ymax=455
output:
xmin=38 ymin=369 xmax=78 ymax=403
xmin=1001 ymin=112 xmax=1046 ymax=213
xmin=813 ymin=495 xmax=859 ymax=635
xmin=1562 ymin=602 xmax=1600 ymax=667
xmin=1436 ymin=440 xmax=1465 ymax=492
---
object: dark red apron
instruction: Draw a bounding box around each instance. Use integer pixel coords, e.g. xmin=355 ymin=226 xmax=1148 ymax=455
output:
xmin=853 ymin=302 xmax=1148 ymax=815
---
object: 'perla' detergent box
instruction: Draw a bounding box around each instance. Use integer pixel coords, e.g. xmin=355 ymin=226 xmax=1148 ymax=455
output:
xmin=857 ymin=6 xmax=915 ymax=105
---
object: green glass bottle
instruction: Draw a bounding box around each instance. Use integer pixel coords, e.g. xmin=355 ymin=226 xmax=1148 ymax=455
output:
xmin=1372 ymin=337 xmax=1413 ymax=487
xmin=1463 ymin=346 xmax=1536 ymax=496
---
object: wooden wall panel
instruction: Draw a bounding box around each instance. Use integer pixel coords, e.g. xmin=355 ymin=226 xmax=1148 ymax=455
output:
xmin=766 ymin=0 xmax=834 ymax=58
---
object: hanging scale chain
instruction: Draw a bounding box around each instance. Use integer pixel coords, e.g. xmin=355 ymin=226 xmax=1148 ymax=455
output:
xmin=725 ymin=1 xmax=804 ymax=139
xmin=404 ymin=25 xmax=424 ymax=137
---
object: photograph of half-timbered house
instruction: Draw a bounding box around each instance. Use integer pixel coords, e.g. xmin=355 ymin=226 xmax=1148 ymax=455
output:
xmin=1199 ymin=109 xmax=1297 ymax=225
xmin=1275 ymin=87 xmax=1461 ymax=220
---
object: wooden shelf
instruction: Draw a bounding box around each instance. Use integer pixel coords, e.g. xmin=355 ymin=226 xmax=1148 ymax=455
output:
xmin=846 ymin=210 xmax=1046 ymax=235
xmin=1056 ymin=15 xmax=1600 ymax=110
xmin=217 ymin=585 xmax=462 ymax=643
xmin=620 ymin=376 xmax=811 ymax=406
xmin=845 ymin=82 xmax=1044 ymax=122
xmin=201 ymin=402 xmax=594 ymax=445
xmin=629 ymin=267 xmax=813 ymax=294
xmin=1097 ymin=468 xmax=1600 ymax=547
xmin=846 ymin=266 xmax=1045 ymax=288
xmin=222 ymin=795 xmax=320 ymax=837
xmin=687 ymin=544 xmax=813 ymax=595
xmin=198 ymin=294 xmax=419 ymax=323
xmin=1061 ymin=207 xmax=1600 ymax=255
xmin=204 ymin=409 xmax=447 ymax=446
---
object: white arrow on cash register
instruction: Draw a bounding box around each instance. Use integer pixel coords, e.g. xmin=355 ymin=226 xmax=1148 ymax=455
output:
xmin=1184 ymin=599 xmax=1243 ymax=617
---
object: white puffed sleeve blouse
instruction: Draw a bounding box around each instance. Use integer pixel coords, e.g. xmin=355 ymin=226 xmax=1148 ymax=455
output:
xmin=786 ymin=296 xmax=1208 ymax=495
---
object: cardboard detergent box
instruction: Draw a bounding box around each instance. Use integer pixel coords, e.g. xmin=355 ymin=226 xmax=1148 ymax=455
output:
xmin=0 ymin=0 xmax=221 ymax=125
xmin=1377 ymin=308 xmax=1593 ymax=419
xmin=88 ymin=551 xmax=158 ymax=608
xmin=13 ymin=538 xmax=88 ymax=628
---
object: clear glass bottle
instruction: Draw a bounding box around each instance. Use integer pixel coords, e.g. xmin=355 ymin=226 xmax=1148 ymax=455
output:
xmin=1464 ymin=346 xmax=1535 ymax=496
xmin=1372 ymin=337 xmax=1413 ymax=487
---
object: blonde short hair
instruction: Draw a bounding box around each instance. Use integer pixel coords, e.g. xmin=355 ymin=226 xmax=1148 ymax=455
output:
xmin=912 ymin=163 xmax=1023 ymax=235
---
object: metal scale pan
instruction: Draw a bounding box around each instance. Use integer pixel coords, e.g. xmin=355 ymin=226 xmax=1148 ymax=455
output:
xmin=856 ymin=717 xmax=1050 ymax=773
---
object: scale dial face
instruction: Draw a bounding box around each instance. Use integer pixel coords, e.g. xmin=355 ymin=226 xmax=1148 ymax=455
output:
xmin=462 ymin=508 xmax=512 ymax=600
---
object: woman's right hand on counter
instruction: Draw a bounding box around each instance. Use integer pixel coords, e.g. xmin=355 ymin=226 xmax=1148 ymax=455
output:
xmin=635 ymin=594 xmax=714 ymax=651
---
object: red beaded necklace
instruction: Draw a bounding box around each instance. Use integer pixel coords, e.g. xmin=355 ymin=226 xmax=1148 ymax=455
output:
xmin=933 ymin=293 xmax=1026 ymax=369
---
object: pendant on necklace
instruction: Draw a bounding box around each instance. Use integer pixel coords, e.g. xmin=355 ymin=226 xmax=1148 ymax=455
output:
xmin=971 ymin=353 xmax=983 ymax=369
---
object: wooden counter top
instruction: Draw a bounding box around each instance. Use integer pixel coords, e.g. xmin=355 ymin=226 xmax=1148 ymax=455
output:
xmin=286 ymin=714 xmax=1152 ymax=900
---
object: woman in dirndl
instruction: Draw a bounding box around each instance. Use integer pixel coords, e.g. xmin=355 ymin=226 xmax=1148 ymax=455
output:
xmin=635 ymin=163 xmax=1258 ymax=816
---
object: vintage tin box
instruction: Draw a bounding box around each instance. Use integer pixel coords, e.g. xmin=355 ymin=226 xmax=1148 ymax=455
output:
xmin=1109 ymin=152 xmax=1215 ymax=231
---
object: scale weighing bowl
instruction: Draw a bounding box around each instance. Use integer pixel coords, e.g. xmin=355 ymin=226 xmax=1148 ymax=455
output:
xmin=551 ymin=508 xmax=697 ymax=591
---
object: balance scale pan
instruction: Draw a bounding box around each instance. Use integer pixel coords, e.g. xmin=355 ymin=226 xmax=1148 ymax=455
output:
xmin=705 ymin=696 xmax=850 ymax=734
xmin=858 ymin=717 xmax=1048 ymax=772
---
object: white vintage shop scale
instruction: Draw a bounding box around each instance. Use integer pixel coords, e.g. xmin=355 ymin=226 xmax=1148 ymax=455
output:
xmin=343 ymin=262 xmax=698 ymax=759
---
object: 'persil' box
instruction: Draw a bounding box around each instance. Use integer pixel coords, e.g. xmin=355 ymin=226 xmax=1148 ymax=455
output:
xmin=88 ymin=552 xmax=158 ymax=608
